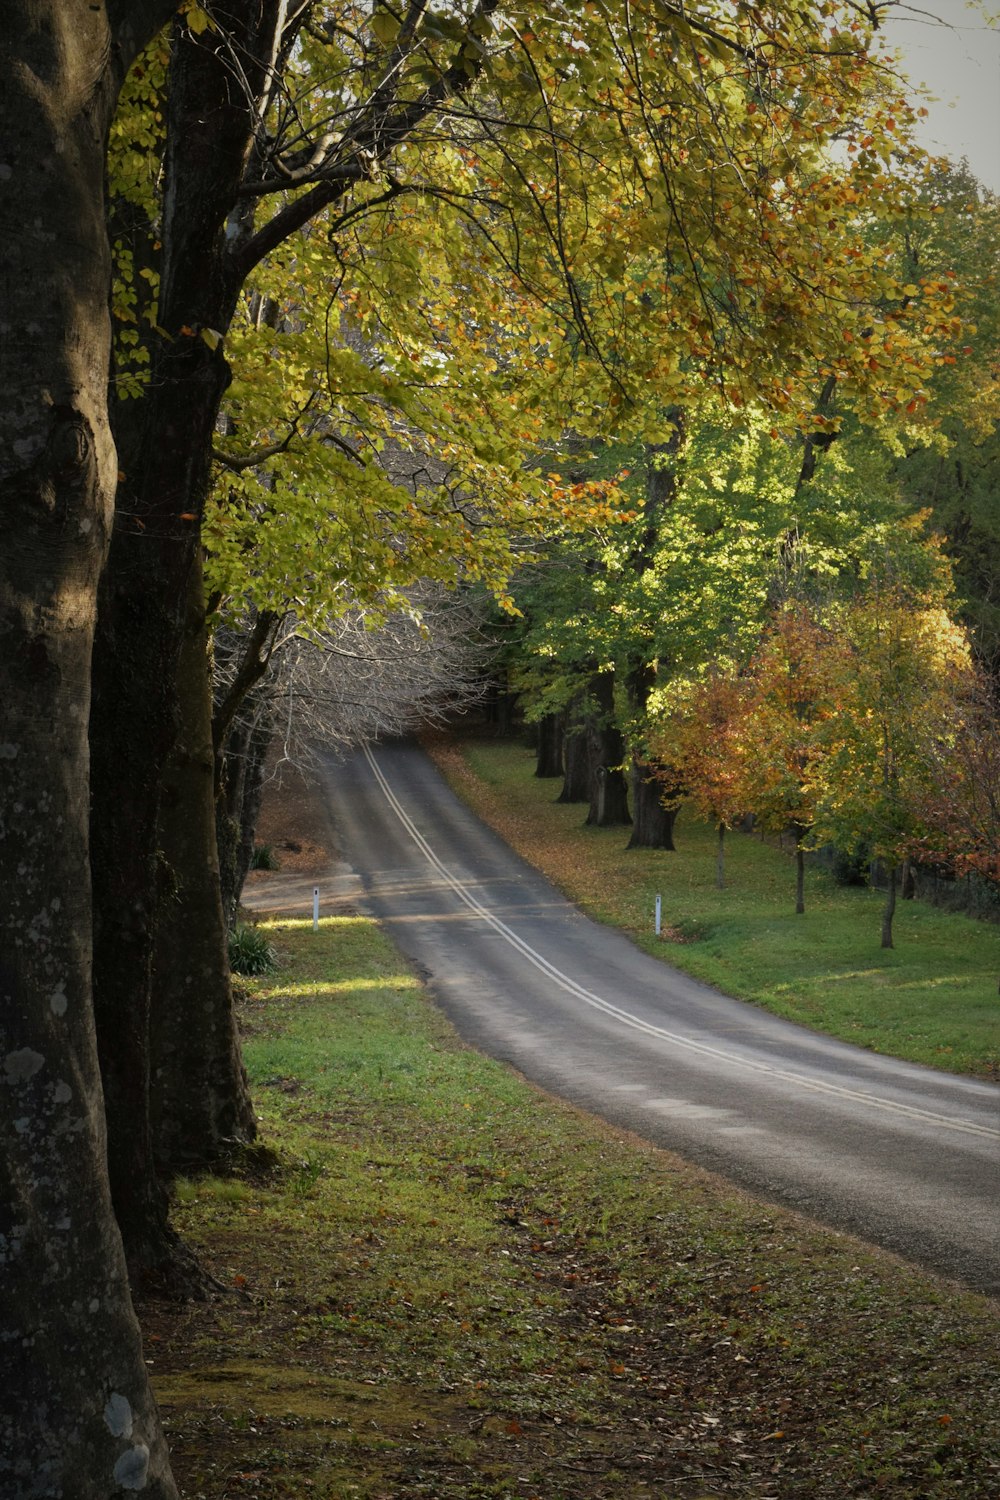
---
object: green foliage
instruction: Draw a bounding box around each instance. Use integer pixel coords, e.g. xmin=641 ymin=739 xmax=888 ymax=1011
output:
xmin=106 ymin=0 xmax=979 ymax=638
xmin=249 ymin=843 xmax=280 ymax=871
xmin=807 ymin=540 xmax=972 ymax=874
xmin=228 ymin=922 xmax=278 ymax=976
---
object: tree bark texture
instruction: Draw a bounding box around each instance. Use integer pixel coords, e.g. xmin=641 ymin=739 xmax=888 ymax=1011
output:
xmin=534 ymin=711 xmax=564 ymax=778
xmin=90 ymin=10 xmax=276 ymax=1274
xmin=585 ymin=673 xmax=631 ymax=827
xmin=151 ymin=555 xmax=256 ymax=1175
xmin=557 ymin=724 xmax=591 ymax=803
xmin=0 ymin=4 xmax=177 ymax=1494
xmin=627 ymin=759 xmax=678 ymax=849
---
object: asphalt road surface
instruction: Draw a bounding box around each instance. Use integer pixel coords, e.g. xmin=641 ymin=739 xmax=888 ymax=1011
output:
xmin=320 ymin=740 xmax=1000 ymax=1298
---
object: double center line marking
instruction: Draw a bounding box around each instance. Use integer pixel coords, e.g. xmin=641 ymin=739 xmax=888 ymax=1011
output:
xmin=364 ymin=746 xmax=1000 ymax=1143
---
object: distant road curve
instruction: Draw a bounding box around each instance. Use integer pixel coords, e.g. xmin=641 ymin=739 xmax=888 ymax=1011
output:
xmin=320 ymin=740 xmax=1000 ymax=1298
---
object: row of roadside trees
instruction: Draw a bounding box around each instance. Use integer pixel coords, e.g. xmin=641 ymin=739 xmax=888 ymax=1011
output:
xmin=1 ymin=2 xmax=995 ymax=1494
xmin=497 ymin=162 xmax=999 ymax=947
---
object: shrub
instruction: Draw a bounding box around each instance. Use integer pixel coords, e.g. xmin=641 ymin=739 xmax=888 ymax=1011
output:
xmin=250 ymin=842 xmax=280 ymax=870
xmin=229 ymin=922 xmax=278 ymax=975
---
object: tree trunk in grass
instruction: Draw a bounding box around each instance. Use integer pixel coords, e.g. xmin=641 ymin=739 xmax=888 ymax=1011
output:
xmin=0 ymin=3 xmax=178 ymax=1490
xmin=534 ymin=711 xmax=564 ymax=778
xmin=881 ymin=864 xmax=897 ymax=949
xmin=90 ymin=10 xmax=271 ymax=1283
xmin=151 ymin=554 xmax=256 ymax=1176
xmin=557 ymin=722 xmax=591 ymax=803
xmin=627 ymin=760 xmax=677 ymax=849
xmin=585 ymin=673 xmax=630 ymax=827
xmin=901 ymin=858 xmax=916 ymax=900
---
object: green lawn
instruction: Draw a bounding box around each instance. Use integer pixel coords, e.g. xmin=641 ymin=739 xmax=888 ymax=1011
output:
xmin=427 ymin=736 xmax=1000 ymax=1078
xmin=148 ymin=918 xmax=1000 ymax=1500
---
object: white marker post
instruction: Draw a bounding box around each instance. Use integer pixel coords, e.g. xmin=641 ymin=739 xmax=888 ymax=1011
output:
xmin=313 ymin=886 xmax=320 ymax=931
xmin=654 ymin=894 xmax=662 ymax=937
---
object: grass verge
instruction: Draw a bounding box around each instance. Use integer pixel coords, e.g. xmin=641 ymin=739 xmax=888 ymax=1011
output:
xmin=147 ymin=917 xmax=1000 ymax=1499
xmin=423 ymin=735 xmax=1000 ymax=1079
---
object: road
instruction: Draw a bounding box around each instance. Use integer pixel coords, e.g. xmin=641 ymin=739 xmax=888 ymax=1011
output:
xmin=319 ymin=740 xmax=1000 ymax=1298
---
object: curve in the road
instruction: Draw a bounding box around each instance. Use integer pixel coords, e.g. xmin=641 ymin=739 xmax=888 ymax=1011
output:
xmin=363 ymin=745 xmax=998 ymax=1146
xmin=322 ymin=740 xmax=1000 ymax=1297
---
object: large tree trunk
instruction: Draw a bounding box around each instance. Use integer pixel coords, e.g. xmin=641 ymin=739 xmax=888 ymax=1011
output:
xmin=585 ymin=673 xmax=631 ymax=827
xmin=90 ymin=12 xmax=270 ymax=1278
xmin=557 ymin=722 xmax=591 ymax=803
xmin=90 ymin=357 xmax=230 ymax=1277
xmin=151 ymin=555 xmax=256 ymax=1175
xmin=534 ymin=711 xmax=565 ymax=778
xmin=624 ymin=650 xmax=678 ymax=849
xmin=627 ymin=759 xmax=678 ymax=849
xmin=0 ymin=5 xmax=177 ymax=1493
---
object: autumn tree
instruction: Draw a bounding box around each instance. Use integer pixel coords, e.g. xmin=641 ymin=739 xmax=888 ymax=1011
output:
xmin=509 ymin=406 xmax=922 ymax=843
xmin=647 ymin=669 xmax=756 ymax=887
xmin=809 ymin=535 xmax=972 ymax=948
xmin=910 ymin=669 xmax=1000 ymax=955
xmin=890 ymin=168 xmax=1000 ymax=673
xmin=738 ymin=602 xmax=848 ymax=913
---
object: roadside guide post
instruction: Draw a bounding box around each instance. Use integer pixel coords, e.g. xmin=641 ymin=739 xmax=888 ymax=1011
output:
xmin=313 ymin=886 xmax=320 ymax=931
xmin=655 ymin=894 xmax=662 ymax=938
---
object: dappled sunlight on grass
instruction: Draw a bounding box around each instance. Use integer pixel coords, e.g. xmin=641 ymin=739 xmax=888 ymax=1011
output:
xmin=260 ymin=915 xmax=370 ymax=933
xmin=266 ymin=975 xmax=421 ymax=1000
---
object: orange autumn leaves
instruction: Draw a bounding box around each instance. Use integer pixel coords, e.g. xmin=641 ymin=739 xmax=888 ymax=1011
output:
xmin=646 ymin=552 xmax=978 ymax=916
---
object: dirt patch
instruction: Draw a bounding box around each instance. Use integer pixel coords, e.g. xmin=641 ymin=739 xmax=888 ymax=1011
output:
xmin=250 ymin=761 xmax=337 ymax=876
xmin=243 ymin=760 xmax=363 ymax=918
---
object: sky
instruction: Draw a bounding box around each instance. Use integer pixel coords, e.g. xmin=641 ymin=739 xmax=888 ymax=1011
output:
xmin=876 ymin=0 xmax=1000 ymax=193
